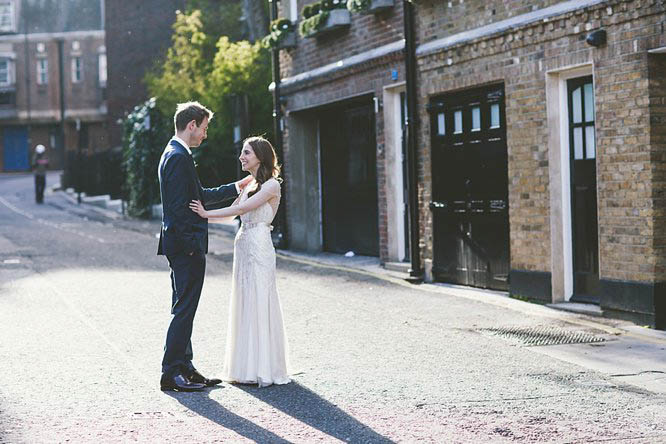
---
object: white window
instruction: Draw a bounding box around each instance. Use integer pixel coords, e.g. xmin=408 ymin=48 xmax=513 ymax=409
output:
xmin=98 ymin=53 xmax=107 ymax=86
xmin=0 ymin=59 xmax=10 ymax=85
xmin=471 ymin=106 xmax=481 ymax=131
xmin=289 ymin=0 xmax=298 ymax=22
xmin=437 ymin=112 xmax=445 ymax=135
xmin=37 ymin=58 xmax=48 ymax=85
xmin=453 ymin=110 xmax=463 ymax=134
xmin=0 ymin=1 xmax=15 ymax=33
xmin=490 ymin=103 xmax=500 ymax=128
xmin=71 ymin=56 xmax=82 ymax=83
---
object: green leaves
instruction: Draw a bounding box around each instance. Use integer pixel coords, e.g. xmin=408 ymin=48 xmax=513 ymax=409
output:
xmin=141 ymin=8 xmax=273 ymax=191
xmin=122 ymin=98 xmax=169 ymax=218
xmin=346 ymin=0 xmax=371 ymax=13
xmin=262 ymin=18 xmax=296 ymax=49
xmin=145 ymin=10 xmax=210 ymax=118
xmin=299 ymin=10 xmax=330 ymax=37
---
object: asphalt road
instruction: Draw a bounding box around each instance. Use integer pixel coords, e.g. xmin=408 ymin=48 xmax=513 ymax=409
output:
xmin=1 ymin=172 xmax=665 ymax=443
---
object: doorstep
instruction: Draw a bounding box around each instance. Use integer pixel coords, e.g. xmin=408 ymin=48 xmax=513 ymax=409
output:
xmin=547 ymin=302 xmax=604 ymax=317
xmin=384 ymin=261 xmax=410 ymax=273
xmin=275 ymin=250 xmax=410 ymax=280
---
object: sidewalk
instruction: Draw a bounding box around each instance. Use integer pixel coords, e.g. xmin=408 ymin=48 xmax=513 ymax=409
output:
xmin=62 ymin=188 xmax=666 ymax=395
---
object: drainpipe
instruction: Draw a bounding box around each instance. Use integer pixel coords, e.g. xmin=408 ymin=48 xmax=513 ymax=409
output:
xmin=269 ymin=0 xmax=288 ymax=248
xmin=23 ymin=6 xmax=31 ymax=133
xmin=403 ymin=0 xmax=423 ymax=282
xmin=56 ymin=38 xmax=71 ymax=200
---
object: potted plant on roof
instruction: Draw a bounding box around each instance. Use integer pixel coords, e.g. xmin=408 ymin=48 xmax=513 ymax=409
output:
xmin=299 ymin=0 xmax=350 ymax=38
xmin=262 ymin=18 xmax=297 ymax=49
xmin=347 ymin=0 xmax=394 ymax=14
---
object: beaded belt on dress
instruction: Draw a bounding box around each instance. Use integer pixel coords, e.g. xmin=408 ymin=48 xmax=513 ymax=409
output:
xmin=241 ymin=222 xmax=274 ymax=231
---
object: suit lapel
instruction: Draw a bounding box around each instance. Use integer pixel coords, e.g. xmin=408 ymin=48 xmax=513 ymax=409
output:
xmin=169 ymin=139 xmax=203 ymax=200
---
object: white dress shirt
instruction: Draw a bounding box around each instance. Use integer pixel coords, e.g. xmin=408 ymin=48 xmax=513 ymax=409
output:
xmin=172 ymin=135 xmax=192 ymax=155
xmin=172 ymin=134 xmax=240 ymax=193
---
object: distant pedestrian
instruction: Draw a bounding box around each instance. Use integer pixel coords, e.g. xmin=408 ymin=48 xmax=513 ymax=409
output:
xmin=32 ymin=144 xmax=49 ymax=203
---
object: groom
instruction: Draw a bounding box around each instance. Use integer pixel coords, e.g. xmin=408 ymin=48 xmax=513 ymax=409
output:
xmin=158 ymin=101 xmax=249 ymax=392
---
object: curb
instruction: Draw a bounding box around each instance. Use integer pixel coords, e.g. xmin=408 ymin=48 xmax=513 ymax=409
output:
xmin=57 ymin=189 xmax=124 ymax=221
xmin=275 ymin=250 xmax=666 ymax=345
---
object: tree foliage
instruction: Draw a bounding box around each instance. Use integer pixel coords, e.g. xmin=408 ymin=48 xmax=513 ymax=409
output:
xmin=122 ymin=98 xmax=170 ymax=218
xmin=142 ymin=7 xmax=273 ymax=188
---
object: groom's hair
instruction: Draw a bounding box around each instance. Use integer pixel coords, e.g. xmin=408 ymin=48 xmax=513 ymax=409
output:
xmin=174 ymin=101 xmax=214 ymax=132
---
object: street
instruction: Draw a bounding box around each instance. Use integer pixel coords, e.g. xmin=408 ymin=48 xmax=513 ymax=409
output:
xmin=1 ymin=172 xmax=666 ymax=443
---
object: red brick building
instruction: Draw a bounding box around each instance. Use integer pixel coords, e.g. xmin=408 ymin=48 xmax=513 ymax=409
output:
xmin=278 ymin=0 xmax=666 ymax=328
xmin=104 ymin=0 xmax=185 ymax=150
xmin=278 ymin=0 xmax=408 ymax=263
xmin=0 ymin=0 xmax=107 ymax=173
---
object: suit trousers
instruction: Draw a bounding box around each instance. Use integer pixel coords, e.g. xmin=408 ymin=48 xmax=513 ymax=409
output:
xmin=162 ymin=251 xmax=206 ymax=377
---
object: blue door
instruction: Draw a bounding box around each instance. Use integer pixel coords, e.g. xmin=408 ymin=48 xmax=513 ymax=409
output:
xmin=3 ymin=127 xmax=29 ymax=171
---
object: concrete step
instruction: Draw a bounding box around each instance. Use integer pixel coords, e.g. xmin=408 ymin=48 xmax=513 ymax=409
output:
xmin=547 ymin=302 xmax=603 ymax=317
xmin=81 ymin=194 xmax=110 ymax=208
xmin=384 ymin=261 xmax=410 ymax=273
xmin=106 ymin=199 xmax=123 ymax=213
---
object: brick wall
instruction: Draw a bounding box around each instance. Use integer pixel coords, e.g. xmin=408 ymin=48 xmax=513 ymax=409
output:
xmin=10 ymin=35 xmax=106 ymax=123
xmin=105 ymin=0 xmax=185 ymax=148
xmin=64 ymin=37 xmax=106 ymax=111
xmin=649 ymin=53 xmax=666 ymax=280
xmin=282 ymin=51 xmax=405 ymax=261
xmin=416 ymin=0 xmax=666 ymax=283
xmin=595 ymin=16 xmax=653 ymax=283
xmin=279 ymin=0 xmax=404 ymax=80
xmin=417 ymin=0 xmax=565 ymax=45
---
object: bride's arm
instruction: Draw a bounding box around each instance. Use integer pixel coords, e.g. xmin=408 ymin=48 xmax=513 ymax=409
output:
xmin=190 ymin=180 xmax=279 ymax=219
xmin=200 ymin=194 xmax=242 ymax=224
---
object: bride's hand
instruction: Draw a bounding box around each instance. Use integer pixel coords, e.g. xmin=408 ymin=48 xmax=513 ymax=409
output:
xmin=189 ymin=200 xmax=208 ymax=218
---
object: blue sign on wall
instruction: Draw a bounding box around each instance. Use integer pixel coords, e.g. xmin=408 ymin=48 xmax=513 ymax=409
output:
xmin=3 ymin=127 xmax=29 ymax=171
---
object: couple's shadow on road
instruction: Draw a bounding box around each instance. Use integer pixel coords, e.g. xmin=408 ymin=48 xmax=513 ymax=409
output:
xmin=166 ymin=380 xmax=393 ymax=443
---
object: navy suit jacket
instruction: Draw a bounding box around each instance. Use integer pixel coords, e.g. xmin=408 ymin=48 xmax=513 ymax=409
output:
xmin=157 ymin=140 xmax=238 ymax=256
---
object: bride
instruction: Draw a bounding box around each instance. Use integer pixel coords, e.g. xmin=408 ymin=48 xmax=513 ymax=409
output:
xmin=189 ymin=136 xmax=290 ymax=387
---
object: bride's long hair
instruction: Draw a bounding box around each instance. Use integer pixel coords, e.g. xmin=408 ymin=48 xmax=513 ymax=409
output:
xmin=244 ymin=136 xmax=282 ymax=197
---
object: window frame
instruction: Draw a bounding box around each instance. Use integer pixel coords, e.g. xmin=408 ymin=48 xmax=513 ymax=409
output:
xmin=37 ymin=58 xmax=48 ymax=85
xmin=0 ymin=58 xmax=11 ymax=86
xmin=98 ymin=52 xmax=107 ymax=87
xmin=71 ymin=56 xmax=83 ymax=83
xmin=567 ymin=76 xmax=596 ymax=161
xmin=0 ymin=1 xmax=15 ymax=33
xmin=289 ymin=0 xmax=298 ymax=23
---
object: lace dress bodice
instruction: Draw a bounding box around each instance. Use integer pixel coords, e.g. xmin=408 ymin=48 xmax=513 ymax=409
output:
xmin=240 ymin=196 xmax=276 ymax=226
xmin=239 ymin=179 xmax=280 ymax=226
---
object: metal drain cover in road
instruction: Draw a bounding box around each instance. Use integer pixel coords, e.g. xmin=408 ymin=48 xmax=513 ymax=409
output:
xmin=477 ymin=325 xmax=607 ymax=347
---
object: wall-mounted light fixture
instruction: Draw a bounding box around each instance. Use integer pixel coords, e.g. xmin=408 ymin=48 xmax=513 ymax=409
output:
xmin=586 ymin=29 xmax=607 ymax=47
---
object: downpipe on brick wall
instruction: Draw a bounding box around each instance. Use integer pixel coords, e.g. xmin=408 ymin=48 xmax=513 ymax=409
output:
xmin=403 ymin=0 xmax=423 ymax=283
xmin=269 ymin=0 xmax=288 ymax=249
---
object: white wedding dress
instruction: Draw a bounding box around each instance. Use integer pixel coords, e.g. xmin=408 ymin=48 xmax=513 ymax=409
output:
xmin=223 ymin=178 xmax=290 ymax=387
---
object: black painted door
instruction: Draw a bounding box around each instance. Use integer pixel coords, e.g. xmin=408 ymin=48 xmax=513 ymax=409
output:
xmin=429 ymin=85 xmax=509 ymax=290
xmin=320 ymin=102 xmax=379 ymax=256
xmin=568 ymin=76 xmax=600 ymax=303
